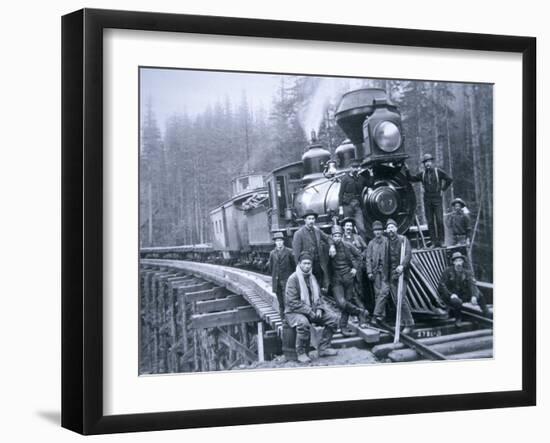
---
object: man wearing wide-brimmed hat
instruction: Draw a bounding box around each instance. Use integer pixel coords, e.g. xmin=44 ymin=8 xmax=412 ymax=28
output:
xmin=386 ymin=218 xmax=415 ymax=334
xmin=438 ymin=251 xmax=488 ymax=326
xmin=405 ymin=153 xmax=453 ymax=248
xmin=292 ymin=210 xmax=336 ymax=292
xmin=447 ymin=197 xmax=472 ymax=246
xmin=328 ymin=225 xmax=369 ymax=336
xmin=266 ymin=232 xmax=295 ymax=322
xmin=337 ymin=158 xmax=371 ymax=238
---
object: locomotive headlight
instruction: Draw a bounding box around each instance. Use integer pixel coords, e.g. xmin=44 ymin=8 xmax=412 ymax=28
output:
xmin=374 ymin=121 xmax=402 ymax=152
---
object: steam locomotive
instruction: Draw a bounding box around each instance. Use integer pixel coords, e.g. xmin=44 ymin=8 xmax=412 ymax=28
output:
xmin=140 ymin=88 xmax=495 ymax=319
xmin=209 ymin=88 xmax=419 ymax=263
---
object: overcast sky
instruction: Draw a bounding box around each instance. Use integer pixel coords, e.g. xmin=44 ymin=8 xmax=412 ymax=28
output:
xmin=140 ymin=68 xmax=282 ymax=133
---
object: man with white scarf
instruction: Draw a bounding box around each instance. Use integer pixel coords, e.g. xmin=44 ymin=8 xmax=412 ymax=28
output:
xmin=285 ymin=251 xmax=339 ymax=363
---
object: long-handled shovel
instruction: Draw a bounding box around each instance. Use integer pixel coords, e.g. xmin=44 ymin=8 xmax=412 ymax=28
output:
xmin=393 ymin=237 xmax=406 ymax=344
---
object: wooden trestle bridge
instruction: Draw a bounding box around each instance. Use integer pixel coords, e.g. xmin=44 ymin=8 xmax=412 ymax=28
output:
xmin=140 ymin=250 xmax=493 ymax=374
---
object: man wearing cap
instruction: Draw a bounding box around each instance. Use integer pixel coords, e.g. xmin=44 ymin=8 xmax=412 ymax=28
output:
xmin=285 ymin=251 xmax=339 ymax=363
xmin=386 ymin=218 xmax=415 ymax=333
xmin=329 ymin=225 xmax=370 ymax=336
xmin=438 ymin=251 xmax=488 ymax=326
xmin=446 ymin=198 xmax=472 ymax=246
xmin=405 ymin=153 xmax=453 ymax=248
xmin=365 ymin=220 xmax=390 ymax=324
xmin=292 ymin=211 xmax=336 ymax=292
xmin=266 ymin=232 xmax=296 ymax=322
xmin=338 ymin=159 xmax=371 ymax=238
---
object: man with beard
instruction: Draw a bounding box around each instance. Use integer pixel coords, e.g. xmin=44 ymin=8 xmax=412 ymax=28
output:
xmin=438 ymin=251 xmax=488 ymax=327
xmin=292 ymin=211 xmax=336 ymax=292
xmin=386 ymin=218 xmax=415 ymax=334
xmin=405 ymin=153 xmax=453 ymax=248
xmin=266 ymin=232 xmax=295 ymax=323
xmin=329 ymin=225 xmax=370 ymax=336
xmin=365 ymin=220 xmax=390 ymax=325
xmin=338 ymin=159 xmax=371 ymax=238
xmin=446 ymin=197 xmax=472 ymax=246
xmin=285 ymin=252 xmax=339 ymax=364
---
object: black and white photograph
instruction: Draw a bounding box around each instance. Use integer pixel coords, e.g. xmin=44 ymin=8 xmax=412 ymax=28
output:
xmin=139 ymin=68 xmax=494 ymax=374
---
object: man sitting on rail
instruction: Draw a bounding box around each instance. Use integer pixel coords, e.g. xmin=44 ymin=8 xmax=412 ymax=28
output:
xmin=266 ymin=232 xmax=295 ymax=324
xmin=292 ymin=210 xmax=336 ymax=293
xmin=438 ymin=251 xmax=488 ymax=327
xmin=329 ymin=225 xmax=370 ymax=336
xmin=285 ymin=252 xmax=339 ymax=364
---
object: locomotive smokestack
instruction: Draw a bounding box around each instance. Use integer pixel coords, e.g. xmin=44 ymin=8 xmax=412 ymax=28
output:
xmin=310 ymin=130 xmax=317 ymax=144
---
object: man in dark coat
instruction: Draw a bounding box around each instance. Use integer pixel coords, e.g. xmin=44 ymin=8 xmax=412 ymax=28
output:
xmin=438 ymin=251 xmax=488 ymax=326
xmin=285 ymin=252 xmax=339 ymax=364
xmin=292 ymin=211 xmax=336 ymax=292
xmin=266 ymin=232 xmax=295 ymax=322
xmin=446 ymin=197 xmax=472 ymax=246
xmin=338 ymin=159 xmax=371 ymax=238
xmin=386 ymin=218 xmax=415 ymax=334
xmin=329 ymin=225 xmax=370 ymax=336
xmin=341 ymin=217 xmax=368 ymax=307
xmin=365 ymin=220 xmax=390 ymax=324
xmin=405 ymin=153 xmax=453 ymax=247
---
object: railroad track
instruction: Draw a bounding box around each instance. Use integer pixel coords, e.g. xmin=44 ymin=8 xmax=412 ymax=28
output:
xmin=140 ymin=259 xmax=493 ymax=371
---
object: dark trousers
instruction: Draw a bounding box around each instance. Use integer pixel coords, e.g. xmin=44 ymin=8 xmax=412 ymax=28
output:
xmin=332 ymin=274 xmax=365 ymax=327
xmin=389 ymin=277 xmax=415 ymax=326
xmin=372 ymin=272 xmax=390 ymax=319
xmin=275 ymin=281 xmax=286 ymax=323
xmin=447 ymin=292 xmax=488 ymax=321
xmin=286 ymin=310 xmax=338 ymax=354
xmin=312 ymin=259 xmax=328 ymax=291
xmin=424 ymin=198 xmax=445 ymax=247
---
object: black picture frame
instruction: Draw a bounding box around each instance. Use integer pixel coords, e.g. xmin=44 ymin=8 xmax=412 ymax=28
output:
xmin=61 ymin=8 xmax=536 ymax=435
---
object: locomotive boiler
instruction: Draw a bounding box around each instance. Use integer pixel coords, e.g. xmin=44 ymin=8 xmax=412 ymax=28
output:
xmin=293 ymin=88 xmax=417 ymax=238
xmin=204 ymin=87 xmax=419 ymax=264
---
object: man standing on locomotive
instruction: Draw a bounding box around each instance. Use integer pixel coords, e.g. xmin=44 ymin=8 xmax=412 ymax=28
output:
xmin=386 ymin=218 xmax=415 ymax=334
xmin=446 ymin=197 xmax=472 ymax=246
xmin=438 ymin=251 xmax=489 ymax=326
xmin=405 ymin=153 xmax=453 ymax=248
xmin=285 ymin=252 xmax=339 ymax=364
xmin=292 ymin=211 xmax=336 ymax=293
xmin=338 ymin=159 xmax=371 ymax=239
xmin=329 ymin=225 xmax=370 ymax=336
xmin=365 ymin=220 xmax=390 ymax=325
xmin=266 ymin=232 xmax=295 ymax=323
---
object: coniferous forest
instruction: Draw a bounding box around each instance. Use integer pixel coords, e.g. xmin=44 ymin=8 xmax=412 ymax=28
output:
xmin=140 ymin=72 xmax=493 ymax=280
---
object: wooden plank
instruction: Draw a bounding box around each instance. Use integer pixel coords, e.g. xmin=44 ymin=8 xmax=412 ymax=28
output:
xmin=176 ymin=282 xmax=213 ymax=294
xmin=257 ymin=322 xmax=265 ymax=362
xmin=196 ymin=295 xmax=248 ymax=314
xmin=215 ymin=327 xmax=258 ymax=362
xmin=185 ymin=287 xmax=229 ymax=302
xmin=191 ymin=306 xmax=260 ymax=329
xmin=347 ymin=323 xmax=381 ymax=344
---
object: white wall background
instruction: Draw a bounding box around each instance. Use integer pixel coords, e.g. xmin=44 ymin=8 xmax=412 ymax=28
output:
xmin=0 ymin=0 xmax=545 ymax=441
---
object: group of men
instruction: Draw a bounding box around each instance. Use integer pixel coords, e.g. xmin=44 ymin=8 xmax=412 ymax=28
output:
xmin=265 ymin=152 xmax=485 ymax=363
